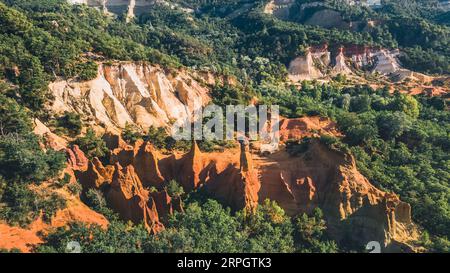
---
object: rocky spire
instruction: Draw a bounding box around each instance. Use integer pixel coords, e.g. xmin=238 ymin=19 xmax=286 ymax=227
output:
xmin=239 ymin=139 xmax=252 ymax=172
xmin=178 ymin=140 xmax=203 ymax=191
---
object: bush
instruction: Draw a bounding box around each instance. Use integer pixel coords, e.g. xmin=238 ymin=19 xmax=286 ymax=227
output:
xmin=145 ymin=126 xmax=170 ymax=150
xmin=84 ymin=188 xmax=107 ymax=212
xmin=55 ymin=111 xmax=82 ymax=137
xmin=72 ymin=129 xmax=108 ymax=160
xmin=55 ymin=173 xmax=72 ymax=188
xmin=0 ymin=93 xmax=32 ymax=135
xmin=165 ymin=180 xmax=184 ymax=198
xmin=240 ymin=199 xmax=295 ymax=253
xmin=0 ymin=133 xmax=66 ymax=183
xmin=293 ymin=208 xmax=338 ymax=253
xmin=67 ymin=182 xmax=82 ymax=197
xmin=0 ymin=182 xmax=66 ymax=226
xmin=121 ymin=123 xmax=143 ymax=144
xmin=76 ymin=61 xmax=98 ymax=81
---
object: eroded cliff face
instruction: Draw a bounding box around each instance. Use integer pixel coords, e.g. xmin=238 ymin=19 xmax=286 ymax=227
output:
xmin=37 ymin=60 xmax=420 ymax=251
xmin=288 ymin=45 xmax=409 ymax=81
xmin=73 ymin=137 xmax=259 ymax=227
xmin=67 ymin=116 xmax=418 ymax=250
xmin=255 ymin=140 xmax=417 ymax=249
xmin=0 ymin=124 xmax=109 ymax=253
xmin=287 ymin=45 xmax=442 ymax=93
xmin=49 ymin=63 xmax=211 ymax=133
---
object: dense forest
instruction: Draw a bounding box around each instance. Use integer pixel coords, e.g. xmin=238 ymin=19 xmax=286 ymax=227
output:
xmin=0 ymin=0 xmax=448 ymax=253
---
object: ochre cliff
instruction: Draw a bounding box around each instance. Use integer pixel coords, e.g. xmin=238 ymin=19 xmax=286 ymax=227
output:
xmin=69 ymin=116 xmax=417 ymax=249
xmin=255 ymin=139 xmax=417 ymax=248
xmin=0 ymin=124 xmax=108 ymax=253
xmin=49 ymin=62 xmax=211 ymax=133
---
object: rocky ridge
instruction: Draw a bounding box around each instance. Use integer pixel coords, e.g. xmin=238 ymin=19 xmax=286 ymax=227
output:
xmin=287 ymin=44 xmax=441 ymax=89
xmin=67 ymin=116 xmax=418 ymax=250
xmin=49 ymin=62 xmax=211 ymax=133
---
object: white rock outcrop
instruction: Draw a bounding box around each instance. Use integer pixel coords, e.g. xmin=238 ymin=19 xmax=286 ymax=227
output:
xmin=288 ymin=51 xmax=324 ymax=81
xmin=288 ymin=46 xmax=412 ymax=82
xmin=49 ymin=63 xmax=210 ymax=131
xmin=331 ymin=49 xmax=353 ymax=76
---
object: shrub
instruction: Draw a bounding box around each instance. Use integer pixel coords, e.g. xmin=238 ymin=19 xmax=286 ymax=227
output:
xmin=84 ymin=188 xmax=107 ymax=212
xmin=121 ymin=123 xmax=143 ymax=144
xmin=55 ymin=111 xmax=82 ymax=137
xmin=165 ymin=180 xmax=184 ymax=198
xmin=72 ymin=129 xmax=108 ymax=160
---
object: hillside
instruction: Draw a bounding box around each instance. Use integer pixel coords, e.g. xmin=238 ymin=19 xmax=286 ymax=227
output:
xmin=0 ymin=0 xmax=448 ymax=253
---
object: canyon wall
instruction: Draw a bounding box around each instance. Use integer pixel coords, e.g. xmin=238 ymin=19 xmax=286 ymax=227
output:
xmin=288 ymin=45 xmax=418 ymax=82
xmin=49 ymin=62 xmax=211 ymax=133
xmin=68 ymin=117 xmax=418 ymax=250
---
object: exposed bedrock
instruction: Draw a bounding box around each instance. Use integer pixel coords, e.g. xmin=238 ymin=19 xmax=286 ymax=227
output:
xmin=70 ymin=119 xmax=418 ymax=249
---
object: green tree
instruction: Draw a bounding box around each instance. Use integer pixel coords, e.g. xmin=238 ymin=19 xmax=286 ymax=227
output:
xmin=165 ymin=180 xmax=184 ymax=198
xmin=376 ymin=111 xmax=412 ymax=140
xmin=293 ymin=208 xmax=338 ymax=253
xmin=72 ymin=128 xmax=108 ymax=160
xmin=240 ymin=199 xmax=295 ymax=253
xmin=55 ymin=111 xmax=82 ymax=137
xmin=390 ymin=94 xmax=420 ymax=119
xmin=147 ymin=200 xmax=245 ymax=253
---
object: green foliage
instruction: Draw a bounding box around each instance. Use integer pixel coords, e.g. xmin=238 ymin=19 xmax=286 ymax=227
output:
xmin=74 ymin=60 xmax=98 ymax=81
xmin=239 ymin=199 xmax=295 ymax=253
xmin=165 ymin=180 xmax=185 ymax=198
xmin=36 ymin=197 xmax=339 ymax=253
xmin=143 ymin=126 xmax=192 ymax=152
xmin=263 ymin=79 xmax=449 ymax=249
xmin=67 ymin=181 xmax=82 ymax=197
xmin=293 ymin=208 xmax=338 ymax=253
xmin=390 ymin=93 xmax=420 ymax=118
xmin=72 ymin=128 xmax=108 ymax=160
xmin=0 ymin=93 xmax=32 ymax=135
xmin=55 ymin=173 xmax=72 ymax=188
xmin=0 ymin=0 xmax=449 ymax=253
xmin=147 ymin=200 xmax=245 ymax=253
xmin=0 ymin=133 xmax=65 ymax=183
xmin=54 ymin=111 xmax=82 ymax=137
xmin=399 ymin=47 xmax=450 ymax=75
xmin=145 ymin=126 xmax=170 ymax=150
xmin=121 ymin=123 xmax=143 ymax=145
xmin=0 ymin=181 xmax=66 ymax=226
xmin=84 ymin=188 xmax=108 ymax=214
xmin=0 ymin=0 xmax=178 ymax=112
xmin=376 ymin=111 xmax=412 ymax=140
xmin=211 ymin=84 xmax=253 ymax=106
xmin=36 ymin=220 xmax=149 ymax=253
xmin=0 ymin=88 xmax=66 ymax=227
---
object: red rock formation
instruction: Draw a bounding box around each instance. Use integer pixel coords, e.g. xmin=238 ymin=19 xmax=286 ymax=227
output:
xmin=202 ymin=141 xmax=260 ymax=212
xmin=255 ymin=139 xmax=416 ymax=246
xmin=71 ymin=131 xmax=417 ymax=248
xmin=106 ymin=163 xmax=164 ymax=233
xmin=66 ymin=145 xmax=89 ymax=171
xmin=150 ymin=190 xmax=183 ymax=221
xmin=279 ymin=116 xmax=341 ymax=141
xmin=103 ymin=131 xmax=128 ymax=150
xmin=178 ymin=141 xmax=205 ymax=192
xmin=75 ymin=158 xmax=114 ymax=189
xmin=132 ymin=141 xmax=165 ymax=188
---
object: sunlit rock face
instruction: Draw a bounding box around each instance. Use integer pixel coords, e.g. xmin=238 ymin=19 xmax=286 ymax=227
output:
xmin=49 ymin=62 xmax=211 ymax=132
xmin=288 ymin=45 xmax=419 ymax=82
xmin=70 ymin=127 xmax=418 ymax=250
